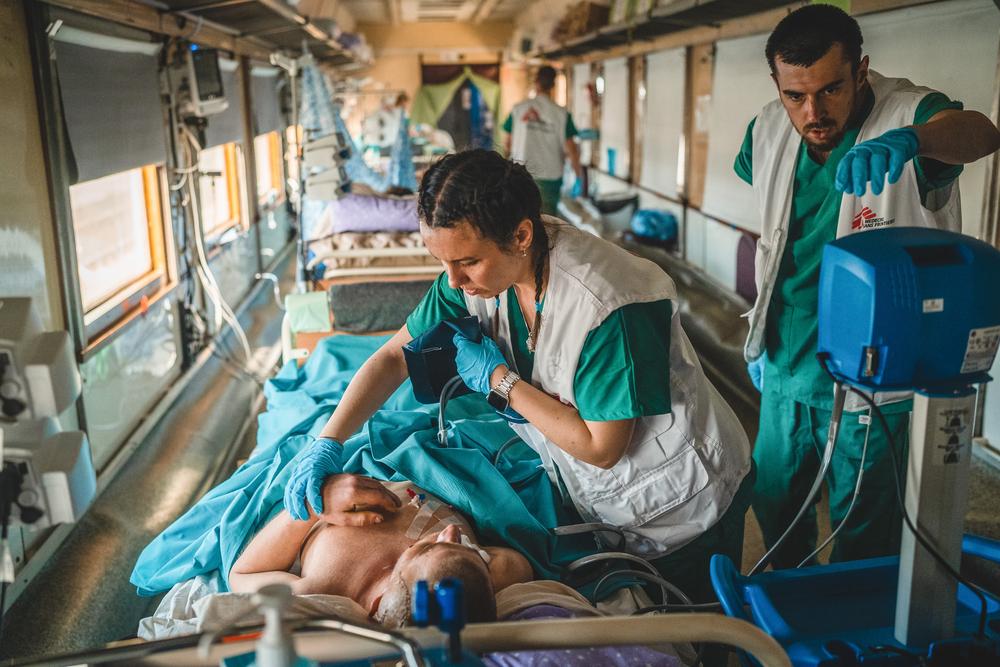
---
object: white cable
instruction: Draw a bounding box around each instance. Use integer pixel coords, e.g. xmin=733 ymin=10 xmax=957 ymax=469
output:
xmin=749 ymin=383 xmax=848 ymax=576
xmin=182 ymin=130 xmax=254 ymax=366
xmin=797 ymin=407 xmax=873 ymax=567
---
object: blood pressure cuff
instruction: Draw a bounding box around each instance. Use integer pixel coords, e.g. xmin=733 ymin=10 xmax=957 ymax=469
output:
xmin=403 ymin=315 xmax=481 ymax=404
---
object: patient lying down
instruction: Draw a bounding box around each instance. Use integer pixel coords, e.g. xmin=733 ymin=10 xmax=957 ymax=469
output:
xmin=229 ymin=473 xmax=533 ymax=626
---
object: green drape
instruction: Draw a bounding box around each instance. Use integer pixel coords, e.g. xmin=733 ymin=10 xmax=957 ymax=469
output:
xmin=410 ymin=66 xmax=503 ymax=149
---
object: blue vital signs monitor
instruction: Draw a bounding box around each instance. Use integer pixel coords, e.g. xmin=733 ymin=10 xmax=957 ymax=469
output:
xmin=818 ymin=227 xmax=1000 ymax=390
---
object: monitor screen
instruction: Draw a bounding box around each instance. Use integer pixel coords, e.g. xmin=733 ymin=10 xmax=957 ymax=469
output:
xmin=191 ymin=48 xmax=224 ymax=100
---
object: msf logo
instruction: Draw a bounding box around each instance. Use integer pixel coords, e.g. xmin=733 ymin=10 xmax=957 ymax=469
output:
xmin=851 ymin=206 xmax=893 ymax=230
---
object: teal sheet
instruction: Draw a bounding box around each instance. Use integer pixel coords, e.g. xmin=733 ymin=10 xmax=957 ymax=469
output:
xmin=131 ymin=335 xmax=595 ymax=597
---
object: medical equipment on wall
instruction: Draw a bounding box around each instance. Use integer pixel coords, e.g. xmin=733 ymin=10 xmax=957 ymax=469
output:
xmin=303 ymin=130 xmax=352 ymax=201
xmin=0 ymin=297 xmax=96 ymax=531
xmin=304 ymin=165 xmax=350 ymax=200
xmin=178 ymin=45 xmax=228 ymax=118
xmin=302 ymin=131 xmax=351 ymax=170
xmin=712 ymin=227 xmax=1000 ymax=666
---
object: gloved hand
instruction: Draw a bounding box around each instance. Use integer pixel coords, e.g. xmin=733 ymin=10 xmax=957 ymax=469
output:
xmin=571 ymin=177 xmax=584 ymax=198
xmin=284 ymin=437 xmax=344 ymax=521
xmin=834 ymin=127 xmax=920 ymax=197
xmin=453 ymin=332 xmax=508 ymax=395
xmin=747 ymin=356 xmax=766 ymax=392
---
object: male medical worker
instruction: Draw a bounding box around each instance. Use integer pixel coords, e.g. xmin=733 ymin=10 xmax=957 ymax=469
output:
xmin=736 ymin=4 xmax=1000 ymax=568
xmin=503 ymin=65 xmax=583 ymax=215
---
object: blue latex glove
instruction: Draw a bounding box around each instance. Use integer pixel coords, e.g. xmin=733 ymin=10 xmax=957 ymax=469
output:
xmin=284 ymin=436 xmax=344 ymax=520
xmin=747 ymin=356 xmax=765 ymax=392
xmin=571 ymin=177 xmax=584 ymax=198
xmin=452 ymin=332 xmax=508 ymax=395
xmin=834 ymin=127 xmax=920 ymax=197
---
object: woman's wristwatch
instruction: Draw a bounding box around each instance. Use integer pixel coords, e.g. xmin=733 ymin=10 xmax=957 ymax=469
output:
xmin=487 ymin=369 xmax=521 ymax=412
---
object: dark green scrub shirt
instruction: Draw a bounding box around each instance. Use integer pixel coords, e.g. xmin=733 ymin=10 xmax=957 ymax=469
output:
xmin=734 ymin=90 xmax=963 ymax=410
xmin=406 ymin=272 xmax=672 ymax=421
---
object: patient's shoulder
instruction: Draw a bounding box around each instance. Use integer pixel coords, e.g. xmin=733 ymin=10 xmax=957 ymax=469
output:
xmin=484 ymin=547 xmax=533 ymax=592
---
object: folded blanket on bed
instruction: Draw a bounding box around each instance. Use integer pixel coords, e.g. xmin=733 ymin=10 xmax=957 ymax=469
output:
xmin=131 ymin=335 xmax=597 ymax=598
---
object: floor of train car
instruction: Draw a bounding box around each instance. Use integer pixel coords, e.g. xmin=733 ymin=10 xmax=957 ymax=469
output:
xmin=3 ymin=241 xmax=1000 ymax=662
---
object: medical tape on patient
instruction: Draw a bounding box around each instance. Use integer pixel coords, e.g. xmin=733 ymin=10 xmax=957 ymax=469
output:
xmin=405 ymin=499 xmax=441 ymax=539
xmin=418 ymin=517 xmax=492 ymax=563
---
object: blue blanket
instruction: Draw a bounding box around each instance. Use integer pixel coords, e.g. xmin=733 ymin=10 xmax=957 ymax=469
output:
xmin=131 ymin=335 xmax=596 ymax=597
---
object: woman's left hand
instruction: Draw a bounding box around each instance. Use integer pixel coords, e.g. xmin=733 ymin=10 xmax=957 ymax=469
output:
xmin=453 ymin=332 xmax=507 ymax=394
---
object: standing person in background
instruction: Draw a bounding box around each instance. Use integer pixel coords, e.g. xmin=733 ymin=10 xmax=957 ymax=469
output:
xmin=736 ymin=4 xmax=1000 ymax=569
xmin=503 ymin=65 xmax=583 ymax=215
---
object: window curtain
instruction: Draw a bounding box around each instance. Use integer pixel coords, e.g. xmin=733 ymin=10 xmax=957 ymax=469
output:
xmin=410 ymin=66 xmax=502 ymax=149
xmin=251 ymin=64 xmax=283 ymax=137
xmin=53 ymin=26 xmax=166 ymax=183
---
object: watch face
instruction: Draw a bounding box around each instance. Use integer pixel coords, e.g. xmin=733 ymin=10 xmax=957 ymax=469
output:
xmin=486 ymin=389 xmax=509 ymax=412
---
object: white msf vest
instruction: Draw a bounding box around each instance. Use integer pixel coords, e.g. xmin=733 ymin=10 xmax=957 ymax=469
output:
xmin=745 ymin=71 xmax=962 ymax=409
xmin=464 ymin=219 xmax=751 ymax=557
xmin=509 ymin=96 xmax=570 ymax=181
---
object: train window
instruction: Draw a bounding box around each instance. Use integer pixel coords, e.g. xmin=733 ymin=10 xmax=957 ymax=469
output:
xmin=198 ymin=142 xmax=247 ymax=237
xmin=69 ymin=165 xmax=168 ymax=316
xmin=253 ymin=131 xmax=285 ymax=205
xmin=599 ymin=57 xmax=630 ymax=179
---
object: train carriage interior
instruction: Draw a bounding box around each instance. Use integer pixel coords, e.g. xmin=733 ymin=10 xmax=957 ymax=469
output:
xmin=1 ymin=0 xmax=1000 ymax=666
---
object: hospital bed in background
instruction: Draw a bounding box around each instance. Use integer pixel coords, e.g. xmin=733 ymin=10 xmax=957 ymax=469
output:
xmin=302 ymin=189 xmax=438 ymax=281
xmin=285 ymin=187 xmax=442 ymax=364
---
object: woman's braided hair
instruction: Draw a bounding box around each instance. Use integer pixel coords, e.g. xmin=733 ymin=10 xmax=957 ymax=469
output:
xmin=418 ymin=149 xmax=550 ymax=303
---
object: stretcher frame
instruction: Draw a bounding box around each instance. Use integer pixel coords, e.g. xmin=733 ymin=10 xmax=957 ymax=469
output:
xmin=16 ymin=612 xmax=792 ymax=667
xmin=306 ymin=244 xmax=442 ymax=279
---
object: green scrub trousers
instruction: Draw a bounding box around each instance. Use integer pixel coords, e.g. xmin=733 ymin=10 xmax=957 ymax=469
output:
xmin=535 ymin=178 xmax=563 ymax=216
xmin=753 ymin=391 xmax=911 ymax=568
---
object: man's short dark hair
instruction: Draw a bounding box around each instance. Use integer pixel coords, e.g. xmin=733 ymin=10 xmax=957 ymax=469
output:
xmin=536 ymin=66 xmax=557 ymax=91
xmin=765 ymin=4 xmax=863 ymax=74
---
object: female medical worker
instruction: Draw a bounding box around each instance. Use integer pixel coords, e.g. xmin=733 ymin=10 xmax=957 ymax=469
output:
xmin=285 ymin=149 xmax=753 ymax=603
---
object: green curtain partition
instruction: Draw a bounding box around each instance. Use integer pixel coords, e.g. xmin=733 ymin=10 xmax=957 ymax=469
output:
xmin=410 ymin=66 xmax=503 ymax=150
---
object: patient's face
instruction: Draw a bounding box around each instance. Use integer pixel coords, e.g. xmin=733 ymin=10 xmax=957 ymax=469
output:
xmin=395 ymin=525 xmax=491 ymax=583
xmin=375 ymin=525 xmax=497 ymax=627
xmin=420 ymin=221 xmax=526 ymax=299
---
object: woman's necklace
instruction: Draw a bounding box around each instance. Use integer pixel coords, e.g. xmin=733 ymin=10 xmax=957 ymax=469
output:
xmin=492 ymin=292 xmax=544 ymax=352
xmin=527 ymin=299 xmax=542 ymax=353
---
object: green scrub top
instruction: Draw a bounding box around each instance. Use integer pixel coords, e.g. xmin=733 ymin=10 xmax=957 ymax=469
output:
xmin=734 ymin=90 xmax=963 ymax=410
xmin=406 ymin=272 xmax=672 ymax=421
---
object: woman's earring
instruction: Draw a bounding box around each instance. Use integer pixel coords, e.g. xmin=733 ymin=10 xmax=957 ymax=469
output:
xmin=521 ymin=249 xmax=527 ymax=257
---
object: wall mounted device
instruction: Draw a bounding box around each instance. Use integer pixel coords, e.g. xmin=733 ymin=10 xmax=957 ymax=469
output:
xmin=304 ymin=165 xmax=350 ymax=200
xmin=0 ymin=298 xmax=96 ymax=530
xmin=180 ymin=44 xmax=228 ymax=118
xmin=302 ymin=130 xmax=351 ymax=170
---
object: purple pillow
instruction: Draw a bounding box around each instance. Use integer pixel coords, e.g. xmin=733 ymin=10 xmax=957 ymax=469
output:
xmin=329 ymin=193 xmax=418 ymax=234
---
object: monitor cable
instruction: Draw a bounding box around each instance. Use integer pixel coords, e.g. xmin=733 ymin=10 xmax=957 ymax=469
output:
xmin=749 ymin=381 xmax=847 ymax=576
xmin=816 ymin=352 xmax=989 ymax=641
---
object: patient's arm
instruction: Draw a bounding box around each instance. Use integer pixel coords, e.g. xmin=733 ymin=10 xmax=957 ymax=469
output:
xmin=484 ymin=546 xmax=534 ymax=591
xmin=229 ymin=511 xmax=318 ymax=594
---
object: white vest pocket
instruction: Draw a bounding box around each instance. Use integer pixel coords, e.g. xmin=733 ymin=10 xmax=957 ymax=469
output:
xmin=563 ymin=428 xmax=711 ymax=530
